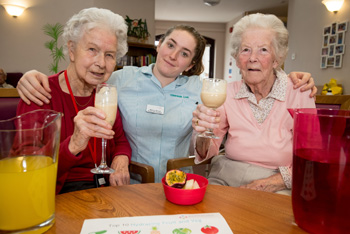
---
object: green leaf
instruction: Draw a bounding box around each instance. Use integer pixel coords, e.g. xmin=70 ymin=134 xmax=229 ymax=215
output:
xmin=56 ymin=47 xmax=65 ymax=61
xmin=44 ymin=41 xmax=55 ymax=50
xmin=43 ymin=22 xmax=65 ymax=74
xmin=49 ymin=63 xmax=58 ymax=74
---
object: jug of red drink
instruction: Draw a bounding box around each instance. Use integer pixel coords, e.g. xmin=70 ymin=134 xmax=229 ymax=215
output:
xmin=289 ymin=108 xmax=350 ymax=234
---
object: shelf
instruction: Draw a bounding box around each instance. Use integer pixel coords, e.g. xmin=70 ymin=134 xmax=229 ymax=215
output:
xmin=127 ymin=42 xmax=156 ymax=49
xmin=116 ymin=41 xmax=157 ymax=69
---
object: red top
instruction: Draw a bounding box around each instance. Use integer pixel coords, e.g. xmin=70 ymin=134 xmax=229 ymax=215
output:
xmin=16 ymin=71 xmax=132 ymax=193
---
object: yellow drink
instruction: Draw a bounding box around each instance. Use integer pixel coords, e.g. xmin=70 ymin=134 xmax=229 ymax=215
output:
xmin=0 ymin=156 xmax=57 ymax=231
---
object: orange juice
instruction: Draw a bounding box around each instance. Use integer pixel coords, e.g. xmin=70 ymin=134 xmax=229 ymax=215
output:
xmin=0 ymin=156 xmax=57 ymax=231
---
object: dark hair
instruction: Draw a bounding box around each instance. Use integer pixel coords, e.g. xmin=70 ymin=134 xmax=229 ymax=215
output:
xmin=159 ymin=25 xmax=206 ymax=76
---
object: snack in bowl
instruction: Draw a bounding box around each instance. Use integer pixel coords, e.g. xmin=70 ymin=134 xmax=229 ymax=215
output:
xmin=165 ymin=169 xmax=187 ymax=188
xmin=183 ymin=179 xmax=200 ymax=190
xmin=162 ymin=171 xmax=208 ymax=205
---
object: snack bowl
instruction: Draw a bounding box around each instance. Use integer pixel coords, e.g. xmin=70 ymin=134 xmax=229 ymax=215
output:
xmin=162 ymin=173 xmax=208 ymax=205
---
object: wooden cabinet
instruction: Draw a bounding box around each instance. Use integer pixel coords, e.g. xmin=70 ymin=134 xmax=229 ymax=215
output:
xmin=116 ymin=42 xmax=156 ymax=69
xmin=316 ymin=95 xmax=350 ymax=110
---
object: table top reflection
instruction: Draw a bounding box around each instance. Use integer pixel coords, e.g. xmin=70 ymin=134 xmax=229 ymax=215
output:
xmin=46 ymin=183 xmax=307 ymax=233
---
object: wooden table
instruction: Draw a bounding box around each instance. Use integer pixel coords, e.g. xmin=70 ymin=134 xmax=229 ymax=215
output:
xmin=46 ymin=184 xmax=307 ymax=233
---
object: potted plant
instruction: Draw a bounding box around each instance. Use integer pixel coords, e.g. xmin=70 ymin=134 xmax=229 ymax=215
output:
xmin=43 ymin=23 xmax=65 ymax=74
xmin=125 ymin=16 xmax=150 ymax=43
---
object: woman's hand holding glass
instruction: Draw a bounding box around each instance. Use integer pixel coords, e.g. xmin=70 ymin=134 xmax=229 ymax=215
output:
xmin=192 ymin=104 xmax=221 ymax=159
xmin=192 ymin=104 xmax=221 ymax=135
xmin=68 ymin=106 xmax=115 ymax=156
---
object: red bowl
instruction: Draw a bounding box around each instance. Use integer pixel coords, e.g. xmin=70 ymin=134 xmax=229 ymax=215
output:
xmin=162 ymin=173 xmax=208 ymax=205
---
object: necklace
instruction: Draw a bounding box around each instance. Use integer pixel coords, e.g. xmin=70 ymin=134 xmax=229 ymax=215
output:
xmin=64 ymin=70 xmax=94 ymax=108
xmin=74 ymin=94 xmax=94 ymax=107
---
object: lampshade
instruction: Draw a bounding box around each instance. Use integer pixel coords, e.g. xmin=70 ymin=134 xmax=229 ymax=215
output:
xmin=203 ymin=0 xmax=220 ymax=7
xmin=2 ymin=4 xmax=26 ymax=17
xmin=322 ymin=0 xmax=344 ymax=13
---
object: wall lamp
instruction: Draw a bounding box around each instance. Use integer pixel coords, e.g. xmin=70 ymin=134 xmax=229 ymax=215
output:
xmin=2 ymin=4 xmax=26 ymax=17
xmin=322 ymin=0 xmax=344 ymax=13
xmin=203 ymin=0 xmax=220 ymax=7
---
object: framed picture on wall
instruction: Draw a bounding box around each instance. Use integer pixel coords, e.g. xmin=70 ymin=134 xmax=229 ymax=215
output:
xmin=331 ymin=22 xmax=337 ymax=34
xmin=324 ymin=25 xmax=331 ymax=35
xmin=321 ymin=47 xmax=329 ymax=56
xmin=323 ymin=35 xmax=329 ymax=47
xmin=334 ymin=55 xmax=343 ymax=68
xmin=329 ymin=35 xmax=337 ymax=44
xmin=337 ymin=31 xmax=345 ymax=44
xmin=321 ymin=56 xmax=327 ymax=69
xmin=337 ymin=21 xmax=348 ymax=32
xmin=329 ymin=44 xmax=335 ymax=56
xmin=335 ymin=45 xmax=345 ymax=54
xmin=320 ymin=21 xmax=346 ymax=70
xmin=327 ymin=56 xmax=335 ymax=67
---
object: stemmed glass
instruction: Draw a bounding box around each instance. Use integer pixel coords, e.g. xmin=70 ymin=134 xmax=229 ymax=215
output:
xmin=91 ymin=83 xmax=118 ymax=174
xmin=198 ymin=78 xmax=227 ymax=139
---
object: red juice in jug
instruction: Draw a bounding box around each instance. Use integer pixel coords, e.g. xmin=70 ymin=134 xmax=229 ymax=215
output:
xmin=292 ymin=148 xmax=350 ymax=234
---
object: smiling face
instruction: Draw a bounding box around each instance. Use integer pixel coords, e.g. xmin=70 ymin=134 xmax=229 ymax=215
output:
xmin=236 ymin=28 xmax=278 ymax=88
xmin=153 ymin=29 xmax=196 ymax=87
xmin=68 ymin=26 xmax=117 ymax=89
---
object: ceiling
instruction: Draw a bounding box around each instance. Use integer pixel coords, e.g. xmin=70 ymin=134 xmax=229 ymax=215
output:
xmin=155 ymin=0 xmax=289 ymax=23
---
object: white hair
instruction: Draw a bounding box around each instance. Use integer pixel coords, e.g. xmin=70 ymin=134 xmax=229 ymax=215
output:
xmin=230 ymin=13 xmax=289 ymax=68
xmin=62 ymin=7 xmax=128 ymax=60
xmin=0 ymin=68 xmax=6 ymax=76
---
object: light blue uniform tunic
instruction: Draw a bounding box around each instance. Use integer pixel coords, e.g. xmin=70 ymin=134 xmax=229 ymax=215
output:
xmin=107 ymin=64 xmax=202 ymax=182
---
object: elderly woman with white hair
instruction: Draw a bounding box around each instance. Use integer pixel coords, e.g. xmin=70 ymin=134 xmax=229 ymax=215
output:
xmin=16 ymin=8 xmax=132 ymax=194
xmin=192 ymin=13 xmax=316 ymax=194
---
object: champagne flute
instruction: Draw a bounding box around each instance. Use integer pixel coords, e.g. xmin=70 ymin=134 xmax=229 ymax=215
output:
xmin=198 ymin=78 xmax=227 ymax=139
xmin=91 ymin=83 xmax=118 ymax=174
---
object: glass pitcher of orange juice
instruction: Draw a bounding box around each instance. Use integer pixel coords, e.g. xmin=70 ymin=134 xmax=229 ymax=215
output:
xmin=0 ymin=109 xmax=62 ymax=233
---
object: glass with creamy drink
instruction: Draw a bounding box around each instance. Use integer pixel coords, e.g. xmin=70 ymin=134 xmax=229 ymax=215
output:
xmin=199 ymin=78 xmax=227 ymax=139
xmin=91 ymin=83 xmax=118 ymax=174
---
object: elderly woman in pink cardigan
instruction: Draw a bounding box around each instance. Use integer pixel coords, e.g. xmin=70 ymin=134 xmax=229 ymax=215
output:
xmin=192 ymin=13 xmax=315 ymax=195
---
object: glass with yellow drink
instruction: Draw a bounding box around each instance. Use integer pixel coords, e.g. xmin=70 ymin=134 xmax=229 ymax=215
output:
xmin=0 ymin=109 xmax=62 ymax=233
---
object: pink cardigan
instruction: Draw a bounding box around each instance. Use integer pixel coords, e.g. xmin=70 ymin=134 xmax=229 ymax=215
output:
xmin=195 ymin=77 xmax=315 ymax=181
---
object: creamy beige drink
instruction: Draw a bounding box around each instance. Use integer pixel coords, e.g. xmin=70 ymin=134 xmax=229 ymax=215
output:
xmin=201 ymin=92 xmax=226 ymax=108
xmin=95 ymin=85 xmax=118 ymax=125
xmin=95 ymin=103 xmax=118 ymax=125
xmin=201 ymin=78 xmax=227 ymax=109
xmin=199 ymin=78 xmax=227 ymax=139
xmin=92 ymin=83 xmax=118 ymax=174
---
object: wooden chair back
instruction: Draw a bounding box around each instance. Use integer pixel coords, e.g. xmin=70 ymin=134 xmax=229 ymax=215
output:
xmin=167 ymin=157 xmax=212 ymax=178
xmin=129 ymin=161 xmax=155 ymax=183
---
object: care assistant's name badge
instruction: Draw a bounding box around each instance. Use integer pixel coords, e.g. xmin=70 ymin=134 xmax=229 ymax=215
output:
xmin=146 ymin=104 xmax=164 ymax=115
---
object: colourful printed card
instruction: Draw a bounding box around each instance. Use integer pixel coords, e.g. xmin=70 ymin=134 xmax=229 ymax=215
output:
xmin=81 ymin=212 xmax=233 ymax=234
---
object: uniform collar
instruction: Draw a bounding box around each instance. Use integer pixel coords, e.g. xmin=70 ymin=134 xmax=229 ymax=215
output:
xmin=145 ymin=63 xmax=190 ymax=89
xmin=235 ymin=69 xmax=287 ymax=102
